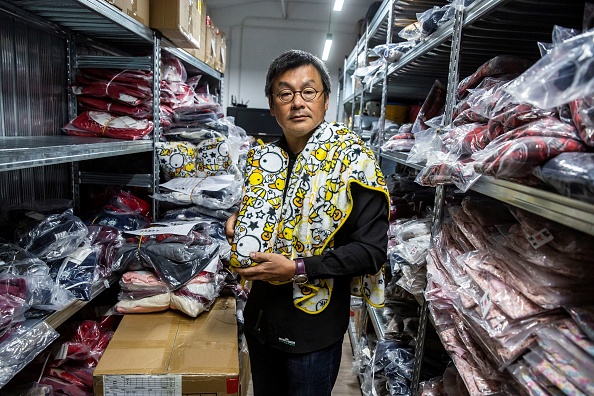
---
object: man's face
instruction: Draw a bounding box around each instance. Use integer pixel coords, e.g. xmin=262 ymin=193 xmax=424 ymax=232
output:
xmin=269 ymin=64 xmax=329 ymax=151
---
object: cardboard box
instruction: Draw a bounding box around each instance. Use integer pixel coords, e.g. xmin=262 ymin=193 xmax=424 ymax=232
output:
xmin=150 ymin=0 xmax=204 ymax=49
xmin=204 ymin=19 xmax=217 ymax=68
xmin=214 ymin=28 xmax=227 ymax=73
xmin=104 ymin=0 xmax=150 ymax=26
xmin=93 ymin=297 xmax=240 ymax=395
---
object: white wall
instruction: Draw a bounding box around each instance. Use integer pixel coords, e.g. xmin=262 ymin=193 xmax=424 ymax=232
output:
xmin=209 ymin=1 xmax=374 ymax=124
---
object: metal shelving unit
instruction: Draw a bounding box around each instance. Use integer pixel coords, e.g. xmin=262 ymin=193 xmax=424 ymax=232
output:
xmin=345 ymin=0 xmax=593 ymax=394
xmin=0 ymin=0 xmax=225 ymax=388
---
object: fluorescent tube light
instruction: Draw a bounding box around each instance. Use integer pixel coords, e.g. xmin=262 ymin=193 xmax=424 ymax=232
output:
xmin=333 ymin=0 xmax=344 ymax=11
xmin=322 ymin=34 xmax=333 ymax=61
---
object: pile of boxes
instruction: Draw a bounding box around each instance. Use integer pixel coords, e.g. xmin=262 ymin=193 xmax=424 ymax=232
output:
xmin=103 ymin=0 xmax=226 ymax=73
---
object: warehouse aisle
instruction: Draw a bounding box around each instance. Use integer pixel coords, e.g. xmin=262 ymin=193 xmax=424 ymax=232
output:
xmin=246 ymin=334 xmax=362 ymax=395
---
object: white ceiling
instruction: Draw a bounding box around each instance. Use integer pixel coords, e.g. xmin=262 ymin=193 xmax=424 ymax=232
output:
xmin=206 ymin=0 xmax=380 ymax=37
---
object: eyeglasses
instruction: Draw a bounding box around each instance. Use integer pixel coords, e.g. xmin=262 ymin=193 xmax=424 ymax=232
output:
xmin=276 ymin=87 xmax=324 ymax=103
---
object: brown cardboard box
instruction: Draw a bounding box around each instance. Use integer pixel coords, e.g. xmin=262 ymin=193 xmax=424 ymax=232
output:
xmin=93 ymin=297 xmax=240 ymax=395
xmin=205 ymin=19 xmax=217 ymax=68
xmin=184 ymin=8 xmax=207 ymax=62
xmin=150 ymin=0 xmax=203 ymax=49
xmin=104 ymin=0 xmax=150 ymax=26
xmin=214 ymin=28 xmax=227 ymax=73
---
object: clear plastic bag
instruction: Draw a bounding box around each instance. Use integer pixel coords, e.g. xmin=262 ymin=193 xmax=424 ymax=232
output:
xmin=505 ymin=29 xmax=594 ymax=109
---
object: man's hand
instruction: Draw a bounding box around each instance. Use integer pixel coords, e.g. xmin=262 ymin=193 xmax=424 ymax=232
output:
xmin=233 ymin=252 xmax=296 ymax=282
xmin=225 ymin=211 xmax=239 ymax=244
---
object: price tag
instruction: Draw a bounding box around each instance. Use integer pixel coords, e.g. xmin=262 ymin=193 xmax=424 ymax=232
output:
xmin=480 ymin=292 xmax=492 ymax=318
xmin=525 ymin=228 xmax=554 ymax=249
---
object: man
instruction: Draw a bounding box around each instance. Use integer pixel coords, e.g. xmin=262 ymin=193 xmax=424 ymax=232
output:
xmin=225 ymin=49 xmax=389 ymax=396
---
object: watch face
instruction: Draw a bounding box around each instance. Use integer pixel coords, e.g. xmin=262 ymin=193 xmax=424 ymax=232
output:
xmin=294 ymin=274 xmax=308 ymax=285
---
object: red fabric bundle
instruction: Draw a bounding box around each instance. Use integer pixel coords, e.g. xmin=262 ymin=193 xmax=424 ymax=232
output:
xmin=77 ymin=96 xmax=152 ymax=119
xmin=64 ymin=111 xmax=153 ymax=140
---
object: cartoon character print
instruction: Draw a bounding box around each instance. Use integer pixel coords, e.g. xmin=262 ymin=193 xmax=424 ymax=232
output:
xmin=229 ymin=145 xmax=288 ymax=268
xmin=194 ymin=137 xmax=239 ymax=177
xmin=156 ymin=141 xmax=197 ymax=180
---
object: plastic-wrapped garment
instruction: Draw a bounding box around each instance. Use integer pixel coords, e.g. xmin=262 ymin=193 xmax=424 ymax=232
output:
xmin=460 ymin=251 xmax=545 ymax=320
xmin=71 ymin=80 xmax=151 ymax=107
xmin=90 ymin=210 xmax=149 ymax=232
xmin=505 ymin=29 xmax=594 ymax=109
xmin=419 ymin=377 xmax=446 ymax=396
xmin=113 ymin=238 xmax=220 ymax=291
xmin=49 ymin=246 xmax=100 ymax=301
xmin=441 ymin=122 xmax=488 ymax=155
xmin=557 ymin=321 xmax=594 ymax=358
xmin=372 ymin=42 xmax=415 ymax=63
xmin=0 ymin=320 xmax=59 ymax=388
xmin=417 ymin=5 xmax=454 ymax=37
xmin=162 ymin=127 xmax=223 ymax=144
xmin=0 ymin=257 xmax=74 ymax=312
xmin=451 ymin=314 xmax=505 ymax=382
xmin=452 ymin=108 xmax=488 ymax=126
xmin=456 ymin=55 xmax=533 ymax=100
xmin=535 ymin=326 xmax=594 ymax=394
xmin=398 ymin=21 xmax=423 ymax=41
xmin=535 ymin=152 xmax=594 ymax=204
xmin=406 ymin=126 xmax=443 ymax=164
xmin=119 ymin=270 xmax=169 ymax=299
xmin=415 ymin=154 xmax=480 ymax=192
xmin=448 ymin=206 xmax=490 ymax=250
xmin=104 ymin=190 xmax=151 ymax=219
xmin=160 ymin=80 xmax=196 ymax=109
xmin=161 ymin=203 xmax=240 ymax=222
xmin=171 ymin=103 xmax=224 ymax=127
xmin=569 ymin=96 xmax=594 ymax=146
xmin=508 ymin=206 xmax=594 ymax=261
xmin=381 ymin=136 xmax=415 ymax=153
xmin=141 ymin=244 xmax=219 ymax=290
xmin=156 ymin=141 xmax=198 ymax=180
xmin=64 ymin=111 xmax=154 ymax=140
xmin=510 ymin=362 xmax=555 ymax=396
xmin=495 ymin=223 xmax=594 ymax=280
xmin=523 ymin=351 xmax=587 ymax=396
xmin=170 ymin=272 xmax=226 ymax=317
xmin=86 ymin=224 xmax=124 ymax=278
xmin=566 ymin=306 xmax=594 ymax=341
xmin=18 ymin=209 xmax=88 ymax=262
xmin=487 ymin=103 xmax=556 ymax=140
xmin=161 ymin=55 xmax=187 ymax=83
xmin=412 ymin=80 xmax=446 ymax=133
xmin=0 ymin=278 xmax=28 ymax=338
xmin=115 ymin=292 xmax=171 ymax=314
xmin=439 ymin=327 xmax=503 ymax=395
xmin=78 ymin=68 xmax=152 ymax=87
xmin=154 ymin=177 xmax=244 ymax=210
xmin=472 ymin=134 xmax=587 ymax=181
xmin=77 ymin=96 xmax=152 ymax=119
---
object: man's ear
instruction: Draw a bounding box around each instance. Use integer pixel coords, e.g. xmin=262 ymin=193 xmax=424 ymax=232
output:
xmin=269 ymin=98 xmax=276 ymax=117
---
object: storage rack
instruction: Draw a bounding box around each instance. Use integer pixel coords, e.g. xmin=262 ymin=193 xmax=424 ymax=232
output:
xmin=0 ymin=0 xmax=224 ymax=387
xmin=340 ymin=0 xmax=594 ymax=394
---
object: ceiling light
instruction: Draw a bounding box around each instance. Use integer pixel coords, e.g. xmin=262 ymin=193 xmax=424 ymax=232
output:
xmin=322 ymin=34 xmax=333 ymax=61
xmin=333 ymin=0 xmax=344 ymax=11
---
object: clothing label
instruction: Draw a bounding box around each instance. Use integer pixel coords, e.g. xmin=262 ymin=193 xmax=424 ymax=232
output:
xmin=103 ymin=375 xmax=181 ymax=395
xmin=525 ymin=228 xmax=554 ymax=249
xmin=480 ymin=292 xmax=492 ymax=318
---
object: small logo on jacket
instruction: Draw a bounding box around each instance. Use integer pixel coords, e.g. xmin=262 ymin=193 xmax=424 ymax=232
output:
xmin=278 ymin=337 xmax=296 ymax=347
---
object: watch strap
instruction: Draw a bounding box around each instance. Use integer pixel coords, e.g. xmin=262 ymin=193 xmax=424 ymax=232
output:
xmin=294 ymin=258 xmax=306 ymax=276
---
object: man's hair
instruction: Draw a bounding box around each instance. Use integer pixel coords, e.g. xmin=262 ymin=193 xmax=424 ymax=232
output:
xmin=265 ymin=49 xmax=331 ymax=99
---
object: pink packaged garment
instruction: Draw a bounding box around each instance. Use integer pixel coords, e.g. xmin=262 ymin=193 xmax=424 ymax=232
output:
xmin=64 ymin=111 xmax=154 ymax=140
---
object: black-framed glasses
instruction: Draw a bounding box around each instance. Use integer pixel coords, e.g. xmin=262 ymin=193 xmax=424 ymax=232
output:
xmin=276 ymin=87 xmax=324 ymax=103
